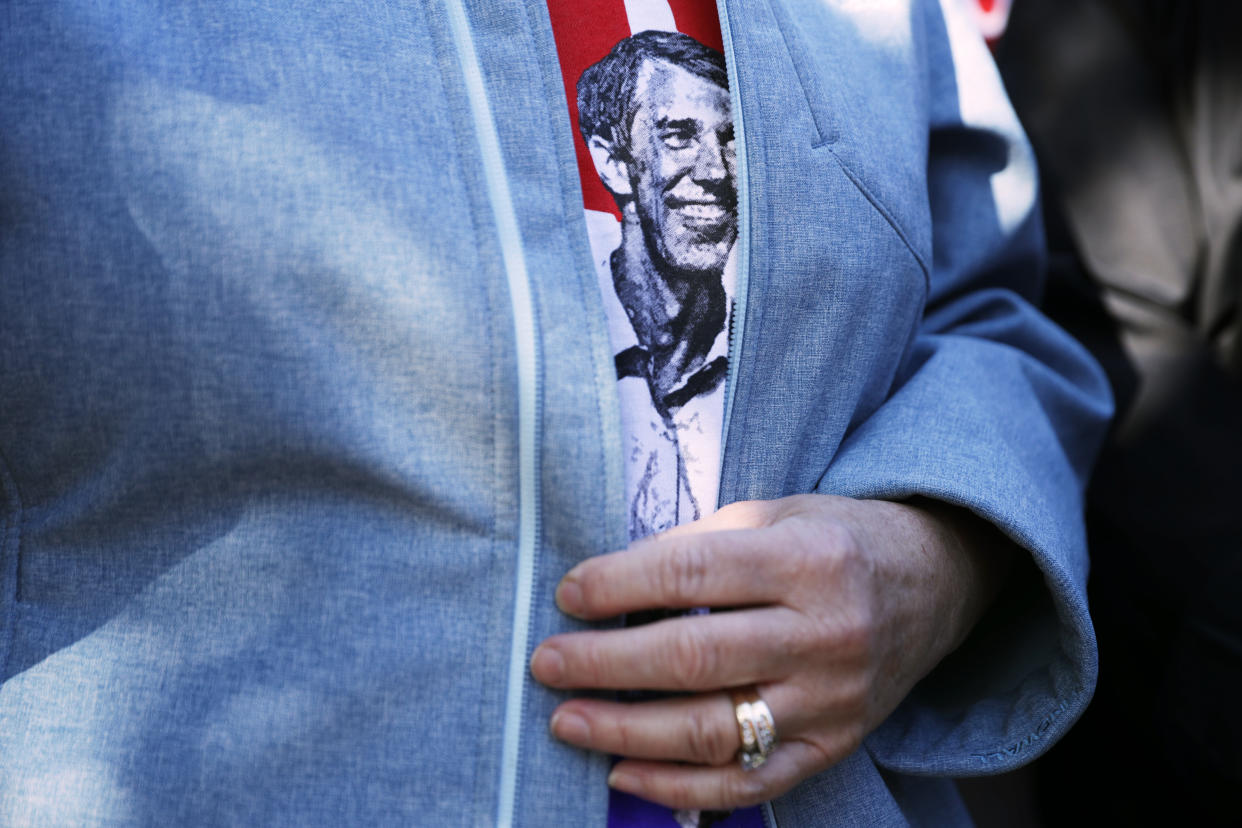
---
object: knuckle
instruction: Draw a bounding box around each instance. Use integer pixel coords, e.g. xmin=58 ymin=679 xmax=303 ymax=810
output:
xmin=663 ymin=775 xmax=697 ymax=808
xmin=836 ymin=675 xmax=870 ymax=723
xmin=776 ymin=538 xmax=818 ymax=588
xmin=666 ymin=625 xmax=717 ymax=690
xmin=610 ymin=715 xmax=639 ymax=756
xmin=820 ymin=522 xmax=856 ymax=567
xmin=780 ymin=523 xmax=850 ymax=596
xmin=839 ymin=598 xmax=879 ymax=665
xmin=722 ymin=771 xmax=768 ymax=807
xmin=781 ymin=615 xmax=823 ymax=660
xmin=683 ymin=706 xmax=735 ymax=765
xmin=659 ymin=543 xmax=710 ymax=606
xmin=577 ymin=638 xmax=609 ymax=687
xmin=802 ymin=602 xmax=874 ymax=670
xmin=837 ymin=521 xmax=865 ymax=558
xmin=835 ymin=607 xmax=874 ymax=662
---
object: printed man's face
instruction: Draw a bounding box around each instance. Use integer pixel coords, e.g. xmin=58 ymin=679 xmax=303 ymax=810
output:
xmin=626 ymin=59 xmax=737 ymax=276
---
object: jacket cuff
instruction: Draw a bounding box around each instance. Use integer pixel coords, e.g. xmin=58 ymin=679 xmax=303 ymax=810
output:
xmin=817 ymin=328 xmax=1108 ymax=775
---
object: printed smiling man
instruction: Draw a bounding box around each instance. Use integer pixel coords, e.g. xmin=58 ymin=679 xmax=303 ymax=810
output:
xmin=578 ymin=31 xmax=738 ymax=539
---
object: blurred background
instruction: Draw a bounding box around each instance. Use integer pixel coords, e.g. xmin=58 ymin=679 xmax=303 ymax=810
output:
xmin=961 ymin=1 xmax=1242 ymax=823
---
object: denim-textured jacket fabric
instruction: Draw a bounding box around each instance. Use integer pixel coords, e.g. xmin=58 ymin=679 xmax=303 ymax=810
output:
xmin=0 ymin=0 xmax=1111 ymax=825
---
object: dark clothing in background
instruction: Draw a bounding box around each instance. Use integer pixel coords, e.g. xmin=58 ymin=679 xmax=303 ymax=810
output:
xmin=998 ymin=1 xmax=1242 ymax=823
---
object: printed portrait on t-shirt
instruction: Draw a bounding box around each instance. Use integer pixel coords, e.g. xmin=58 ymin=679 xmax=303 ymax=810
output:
xmin=577 ymin=30 xmax=738 ymax=541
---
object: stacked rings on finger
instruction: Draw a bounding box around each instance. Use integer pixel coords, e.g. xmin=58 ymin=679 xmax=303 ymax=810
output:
xmin=729 ymin=687 xmax=777 ymax=771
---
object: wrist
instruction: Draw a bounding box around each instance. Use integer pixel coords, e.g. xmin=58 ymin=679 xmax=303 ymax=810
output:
xmin=901 ymin=497 xmax=1016 ymax=657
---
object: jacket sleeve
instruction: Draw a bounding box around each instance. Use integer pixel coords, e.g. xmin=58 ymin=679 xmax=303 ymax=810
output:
xmin=816 ymin=0 xmax=1113 ymax=775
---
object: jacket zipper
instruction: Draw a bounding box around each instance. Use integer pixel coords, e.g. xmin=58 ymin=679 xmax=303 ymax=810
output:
xmin=716 ymin=0 xmax=752 ymax=482
xmin=716 ymin=4 xmax=776 ymax=827
xmin=444 ymin=3 xmax=542 ymax=827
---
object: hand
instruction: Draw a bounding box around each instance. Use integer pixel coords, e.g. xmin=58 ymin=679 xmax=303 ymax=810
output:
xmin=530 ymin=494 xmax=1011 ymax=811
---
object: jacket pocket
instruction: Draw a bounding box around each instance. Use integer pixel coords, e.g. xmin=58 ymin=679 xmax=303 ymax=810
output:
xmin=765 ymin=0 xmax=933 ymax=282
xmin=766 ymin=0 xmax=842 ymax=148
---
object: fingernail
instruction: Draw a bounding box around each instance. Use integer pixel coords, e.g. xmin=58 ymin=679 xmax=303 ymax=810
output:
xmin=607 ymin=767 xmax=637 ymax=791
xmin=556 ymin=577 xmax=584 ymax=618
xmin=530 ymin=644 xmax=564 ymax=685
xmin=550 ymin=710 xmax=590 ymax=745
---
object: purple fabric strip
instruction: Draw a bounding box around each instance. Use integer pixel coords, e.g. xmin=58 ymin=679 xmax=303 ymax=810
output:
xmin=608 ymin=789 xmax=765 ymax=828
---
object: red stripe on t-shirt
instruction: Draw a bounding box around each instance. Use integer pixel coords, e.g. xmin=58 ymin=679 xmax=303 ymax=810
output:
xmin=546 ymin=0 xmax=632 ymax=217
xmin=666 ymin=0 xmax=724 ymax=53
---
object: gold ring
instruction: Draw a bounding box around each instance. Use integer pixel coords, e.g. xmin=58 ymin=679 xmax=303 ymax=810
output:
xmin=729 ymin=687 xmax=777 ymax=771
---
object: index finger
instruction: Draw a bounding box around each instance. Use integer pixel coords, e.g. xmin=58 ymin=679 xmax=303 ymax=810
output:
xmin=555 ymin=525 xmax=798 ymax=620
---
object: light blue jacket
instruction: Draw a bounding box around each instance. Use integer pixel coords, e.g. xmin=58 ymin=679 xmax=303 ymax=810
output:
xmin=0 ymin=0 xmax=1111 ymax=825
